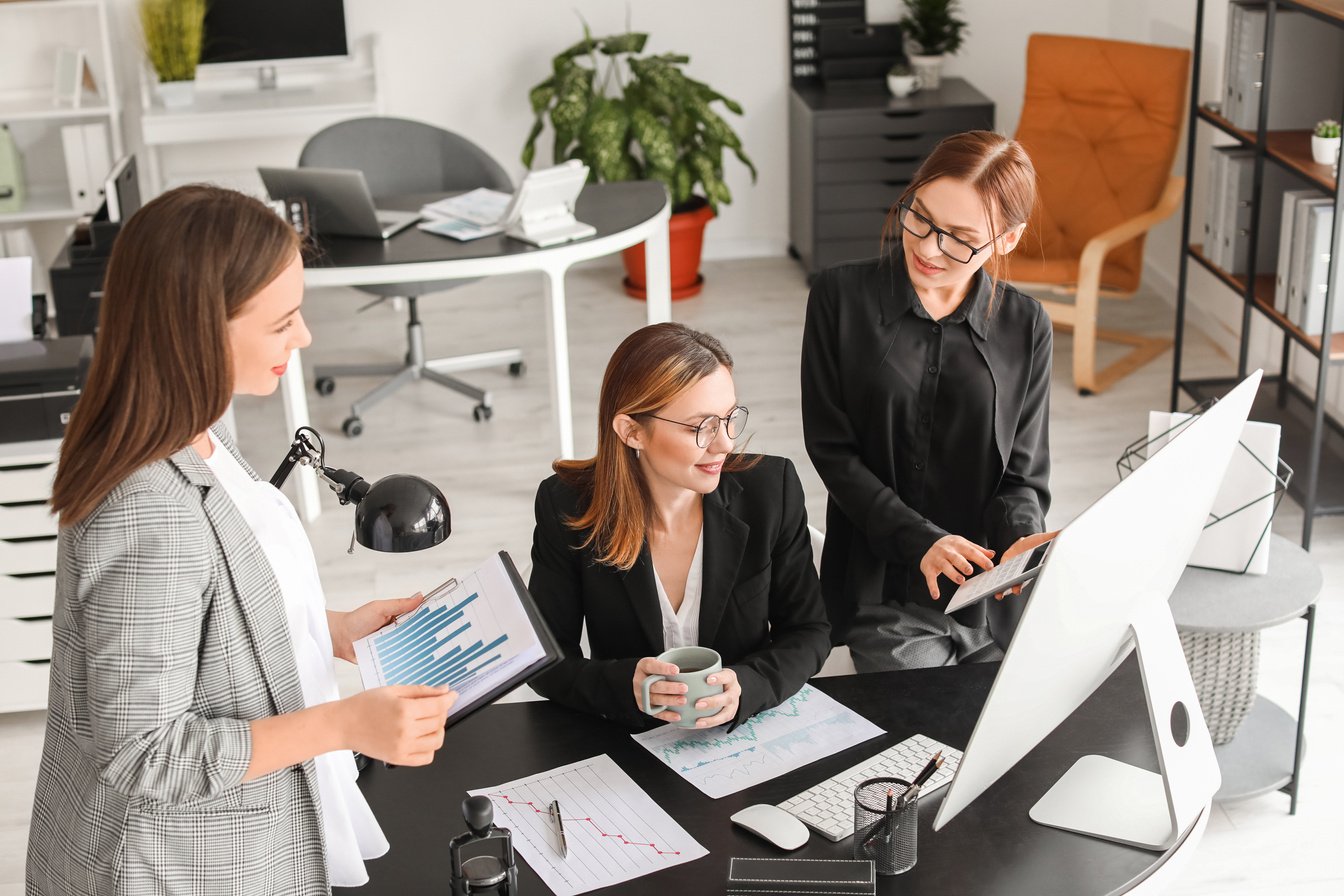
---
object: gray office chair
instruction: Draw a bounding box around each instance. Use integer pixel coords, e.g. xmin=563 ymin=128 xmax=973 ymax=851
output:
xmin=299 ymin=116 xmax=524 ymax=437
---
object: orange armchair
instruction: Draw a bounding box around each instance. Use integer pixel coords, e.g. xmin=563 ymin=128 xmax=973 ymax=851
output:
xmin=1009 ymin=34 xmax=1190 ymax=394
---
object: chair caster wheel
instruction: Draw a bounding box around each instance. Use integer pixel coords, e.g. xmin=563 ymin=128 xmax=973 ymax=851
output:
xmin=1078 ymin=388 xmax=1095 ymax=397
xmin=342 ymin=417 xmax=364 ymax=437
xmin=508 ymin=361 xmax=526 ymax=377
xmin=473 ymin=404 xmax=493 ymax=422
xmin=315 ymin=377 xmax=336 ymax=396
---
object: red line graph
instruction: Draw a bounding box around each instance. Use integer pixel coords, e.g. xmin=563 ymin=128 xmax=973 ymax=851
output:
xmin=487 ymin=793 xmax=683 ymax=856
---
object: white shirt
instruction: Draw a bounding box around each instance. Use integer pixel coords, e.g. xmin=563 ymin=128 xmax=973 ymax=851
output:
xmin=651 ymin=527 xmax=704 ymax=649
xmin=204 ymin=431 xmax=388 ymax=887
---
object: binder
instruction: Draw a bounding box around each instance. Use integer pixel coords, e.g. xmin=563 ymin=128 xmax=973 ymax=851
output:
xmin=1287 ymin=197 xmax=1331 ymax=328
xmin=1276 ymin=190 xmax=1320 ymax=313
xmin=59 ymin=123 xmax=110 ymax=214
xmin=1298 ymin=203 xmax=1338 ymax=336
xmin=1221 ymin=151 xmax=1255 ymax=274
xmin=1225 ymin=4 xmax=1344 ymax=131
xmin=1222 ymin=158 xmax=1292 ymax=278
xmin=1207 ymin=147 xmax=1235 ymax=269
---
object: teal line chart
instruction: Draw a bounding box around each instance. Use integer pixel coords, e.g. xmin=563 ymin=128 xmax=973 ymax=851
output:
xmin=469 ymin=754 xmax=707 ymax=896
xmin=632 ymin=684 xmax=885 ymax=799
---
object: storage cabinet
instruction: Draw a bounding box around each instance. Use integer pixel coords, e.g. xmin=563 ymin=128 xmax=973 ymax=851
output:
xmin=788 ymin=79 xmax=994 ymax=278
xmin=0 ymin=439 xmax=59 ymax=713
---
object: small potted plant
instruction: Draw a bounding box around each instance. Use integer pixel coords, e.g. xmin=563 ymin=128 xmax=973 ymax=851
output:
xmin=887 ymin=63 xmax=920 ymax=98
xmin=139 ymin=0 xmax=205 ymax=109
xmin=1312 ymin=119 xmax=1341 ymax=167
xmin=898 ymin=0 xmax=969 ymax=91
xmin=522 ymin=27 xmax=756 ymax=300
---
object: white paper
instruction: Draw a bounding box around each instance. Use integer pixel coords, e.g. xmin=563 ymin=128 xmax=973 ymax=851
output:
xmin=470 ymin=754 xmax=707 ymax=896
xmin=353 ymin=553 xmax=546 ymax=718
xmin=632 ymin=684 xmax=884 ymax=799
xmin=420 ymin=188 xmax=512 ymax=226
xmin=0 ymin=256 xmax=34 ymax=344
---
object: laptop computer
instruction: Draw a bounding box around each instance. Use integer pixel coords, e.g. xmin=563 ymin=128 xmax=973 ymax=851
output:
xmin=257 ymin=167 xmax=420 ymax=239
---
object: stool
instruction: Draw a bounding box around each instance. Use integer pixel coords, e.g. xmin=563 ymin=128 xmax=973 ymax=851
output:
xmin=1168 ymin=533 xmax=1321 ymax=812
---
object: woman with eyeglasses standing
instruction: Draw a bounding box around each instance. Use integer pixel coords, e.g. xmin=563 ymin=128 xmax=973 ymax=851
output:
xmin=528 ymin=322 xmax=830 ymax=728
xmin=801 ymin=130 xmax=1056 ymax=672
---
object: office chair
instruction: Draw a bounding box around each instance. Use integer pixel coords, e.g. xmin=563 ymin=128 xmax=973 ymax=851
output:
xmin=1008 ymin=35 xmax=1190 ymax=394
xmin=299 ymin=116 xmax=524 ymax=436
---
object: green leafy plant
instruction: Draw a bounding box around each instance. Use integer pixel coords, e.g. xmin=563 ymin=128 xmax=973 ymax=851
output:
xmin=522 ymin=28 xmax=756 ymax=212
xmin=899 ymin=0 xmax=969 ymax=56
xmin=1316 ymin=119 xmax=1341 ymax=139
xmin=888 ymin=62 xmax=914 ymax=77
xmin=139 ymin=0 xmax=205 ymax=83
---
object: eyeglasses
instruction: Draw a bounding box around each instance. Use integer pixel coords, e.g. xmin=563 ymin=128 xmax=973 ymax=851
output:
xmin=644 ymin=405 xmax=749 ymax=449
xmin=897 ymin=203 xmax=1004 ymax=265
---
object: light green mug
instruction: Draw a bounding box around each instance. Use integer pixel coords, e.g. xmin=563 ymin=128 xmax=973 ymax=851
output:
xmin=640 ymin=646 xmax=724 ymax=728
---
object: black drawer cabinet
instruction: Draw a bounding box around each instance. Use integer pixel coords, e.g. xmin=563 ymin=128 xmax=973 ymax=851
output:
xmin=788 ymin=78 xmax=995 ymax=278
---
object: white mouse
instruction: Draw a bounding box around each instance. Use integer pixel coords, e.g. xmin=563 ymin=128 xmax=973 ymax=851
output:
xmin=730 ymin=803 xmax=810 ymax=851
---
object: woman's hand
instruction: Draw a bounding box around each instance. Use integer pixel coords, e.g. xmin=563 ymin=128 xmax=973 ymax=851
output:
xmin=633 ymin=657 xmax=687 ymax=723
xmin=338 ymin=685 xmax=456 ymax=766
xmin=994 ymin=530 xmax=1060 ymax=600
xmin=691 ymin=668 xmax=741 ymax=729
xmin=328 ymin=593 xmax=425 ymax=663
xmin=920 ymin=535 xmax=995 ymax=600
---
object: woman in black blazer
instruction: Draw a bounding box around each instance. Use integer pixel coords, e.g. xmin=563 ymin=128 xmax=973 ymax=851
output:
xmin=529 ymin=323 xmax=830 ymax=728
xmin=801 ymin=131 xmax=1055 ymax=672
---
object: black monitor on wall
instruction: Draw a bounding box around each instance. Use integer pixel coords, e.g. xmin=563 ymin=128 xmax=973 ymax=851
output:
xmin=200 ymin=0 xmax=349 ymax=68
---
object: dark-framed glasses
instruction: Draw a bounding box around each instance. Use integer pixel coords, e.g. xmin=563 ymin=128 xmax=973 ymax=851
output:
xmin=897 ymin=203 xmax=1003 ymax=265
xmin=645 ymin=405 xmax=749 ymax=448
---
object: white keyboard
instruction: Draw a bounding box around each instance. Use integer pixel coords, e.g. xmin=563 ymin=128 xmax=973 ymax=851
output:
xmin=777 ymin=733 xmax=962 ymax=842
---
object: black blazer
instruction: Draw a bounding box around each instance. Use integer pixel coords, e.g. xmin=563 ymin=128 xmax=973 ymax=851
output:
xmin=801 ymin=257 xmax=1052 ymax=647
xmin=527 ymin=455 xmax=831 ymax=728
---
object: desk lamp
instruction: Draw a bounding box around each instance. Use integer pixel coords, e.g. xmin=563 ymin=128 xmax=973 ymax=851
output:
xmin=269 ymin=426 xmax=449 ymax=552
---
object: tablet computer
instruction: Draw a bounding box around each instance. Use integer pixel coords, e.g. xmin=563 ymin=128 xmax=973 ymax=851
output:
xmin=353 ymin=550 xmax=561 ymax=729
xmin=943 ymin=542 xmax=1052 ymax=614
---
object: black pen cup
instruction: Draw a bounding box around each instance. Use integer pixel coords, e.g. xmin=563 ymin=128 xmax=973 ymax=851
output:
xmin=853 ymin=777 xmax=917 ymax=875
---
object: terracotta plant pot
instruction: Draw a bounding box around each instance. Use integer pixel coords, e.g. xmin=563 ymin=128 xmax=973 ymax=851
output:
xmin=622 ymin=196 xmax=716 ymax=300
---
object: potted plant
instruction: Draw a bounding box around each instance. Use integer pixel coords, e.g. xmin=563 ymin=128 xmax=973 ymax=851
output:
xmin=886 ymin=63 xmax=920 ymax=98
xmin=139 ymin=0 xmax=205 ymax=109
xmin=522 ymin=28 xmax=756 ymax=300
xmin=1312 ymin=119 xmax=1341 ymax=167
xmin=898 ymin=0 xmax=969 ymax=91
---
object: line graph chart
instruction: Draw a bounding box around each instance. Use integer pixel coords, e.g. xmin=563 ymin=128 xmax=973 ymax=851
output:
xmin=470 ymin=754 xmax=706 ymax=896
xmin=632 ymin=684 xmax=884 ymax=798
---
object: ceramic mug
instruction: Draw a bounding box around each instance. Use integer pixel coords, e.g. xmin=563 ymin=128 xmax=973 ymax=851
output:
xmin=886 ymin=73 xmax=921 ymax=98
xmin=640 ymin=646 xmax=724 ymax=728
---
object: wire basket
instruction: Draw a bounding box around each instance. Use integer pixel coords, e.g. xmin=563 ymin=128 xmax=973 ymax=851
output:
xmin=853 ymin=777 xmax=917 ymax=875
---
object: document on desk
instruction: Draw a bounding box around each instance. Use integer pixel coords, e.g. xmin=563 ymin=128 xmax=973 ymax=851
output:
xmin=470 ymin=753 xmax=707 ymax=896
xmin=353 ymin=551 xmax=559 ymax=726
xmin=632 ymin=684 xmax=884 ymax=799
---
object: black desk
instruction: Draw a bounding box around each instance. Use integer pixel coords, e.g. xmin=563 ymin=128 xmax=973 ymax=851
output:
xmin=345 ymin=656 xmax=1201 ymax=895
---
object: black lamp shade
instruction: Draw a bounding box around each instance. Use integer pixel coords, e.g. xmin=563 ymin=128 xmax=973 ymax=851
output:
xmin=353 ymin=474 xmax=450 ymax=552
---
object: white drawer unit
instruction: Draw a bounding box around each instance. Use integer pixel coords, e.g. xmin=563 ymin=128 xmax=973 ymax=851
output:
xmin=0 ymin=440 xmax=60 ymax=713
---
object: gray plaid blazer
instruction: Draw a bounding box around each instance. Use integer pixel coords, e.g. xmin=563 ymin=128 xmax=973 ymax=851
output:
xmin=27 ymin=426 xmax=329 ymax=896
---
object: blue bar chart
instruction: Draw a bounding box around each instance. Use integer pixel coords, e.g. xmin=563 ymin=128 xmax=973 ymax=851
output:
xmin=368 ymin=591 xmax=509 ymax=689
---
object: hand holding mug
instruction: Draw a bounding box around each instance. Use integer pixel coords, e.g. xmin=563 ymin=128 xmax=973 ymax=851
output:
xmin=637 ymin=646 xmax=727 ymax=728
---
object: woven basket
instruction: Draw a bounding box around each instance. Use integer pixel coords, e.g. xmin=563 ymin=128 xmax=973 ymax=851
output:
xmin=1179 ymin=629 xmax=1260 ymax=745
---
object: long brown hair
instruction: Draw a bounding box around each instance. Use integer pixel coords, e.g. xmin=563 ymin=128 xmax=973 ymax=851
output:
xmin=554 ymin=322 xmax=753 ymax=570
xmin=50 ymin=185 xmax=299 ymax=526
xmin=882 ymin=130 xmax=1037 ymax=289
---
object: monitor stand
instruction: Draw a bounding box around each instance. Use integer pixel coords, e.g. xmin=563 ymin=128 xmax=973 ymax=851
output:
xmin=1028 ymin=600 xmax=1221 ymax=851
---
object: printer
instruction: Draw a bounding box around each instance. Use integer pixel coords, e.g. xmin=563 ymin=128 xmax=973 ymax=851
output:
xmin=0 ymin=336 xmax=93 ymax=443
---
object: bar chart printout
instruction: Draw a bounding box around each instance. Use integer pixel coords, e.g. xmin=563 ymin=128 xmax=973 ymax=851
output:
xmin=468 ymin=754 xmax=707 ymax=896
xmin=353 ymin=553 xmax=547 ymax=717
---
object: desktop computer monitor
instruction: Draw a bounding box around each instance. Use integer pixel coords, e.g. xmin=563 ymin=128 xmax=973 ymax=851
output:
xmin=932 ymin=371 xmax=1262 ymax=851
xmin=200 ymin=0 xmax=349 ymax=68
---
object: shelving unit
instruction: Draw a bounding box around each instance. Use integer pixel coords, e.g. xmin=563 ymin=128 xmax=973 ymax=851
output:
xmin=0 ymin=0 xmax=124 ymax=229
xmin=1171 ymin=0 xmax=1344 ymax=550
xmin=0 ymin=439 xmax=60 ymax=714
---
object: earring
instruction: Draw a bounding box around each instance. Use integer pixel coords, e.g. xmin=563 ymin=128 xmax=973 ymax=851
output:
xmin=634 ymin=448 xmax=641 ymax=459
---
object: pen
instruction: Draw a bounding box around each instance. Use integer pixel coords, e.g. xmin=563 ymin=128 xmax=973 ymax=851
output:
xmin=898 ymin=753 xmax=943 ymax=808
xmin=549 ymin=799 xmax=568 ymax=858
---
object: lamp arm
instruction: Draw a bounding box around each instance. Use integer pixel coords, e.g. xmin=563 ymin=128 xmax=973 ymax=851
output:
xmin=270 ymin=428 xmax=370 ymax=505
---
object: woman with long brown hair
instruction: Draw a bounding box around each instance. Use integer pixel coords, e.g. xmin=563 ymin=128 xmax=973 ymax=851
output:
xmin=801 ymin=130 xmax=1056 ymax=672
xmin=28 ymin=185 xmax=455 ymax=896
xmin=528 ymin=322 xmax=830 ymax=728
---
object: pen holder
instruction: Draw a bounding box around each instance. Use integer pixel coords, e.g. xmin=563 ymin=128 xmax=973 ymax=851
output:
xmin=853 ymin=777 xmax=917 ymax=876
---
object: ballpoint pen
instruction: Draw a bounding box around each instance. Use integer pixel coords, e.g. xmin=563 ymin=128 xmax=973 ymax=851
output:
xmin=549 ymin=799 xmax=568 ymax=858
xmin=898 ymin=753 xmax=944 ymax=808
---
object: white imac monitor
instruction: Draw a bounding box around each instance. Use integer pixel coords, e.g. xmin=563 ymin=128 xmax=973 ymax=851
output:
xmin=199 ymin=0 xmax=349 ymax=87
xmin=932 ymin=371 xmax=1263 ymax=851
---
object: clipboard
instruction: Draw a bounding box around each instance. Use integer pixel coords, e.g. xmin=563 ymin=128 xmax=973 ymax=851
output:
xmin=354 ymin=550 xmax=561 ymax=730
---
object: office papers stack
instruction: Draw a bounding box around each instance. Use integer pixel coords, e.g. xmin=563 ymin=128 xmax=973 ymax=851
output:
xmin=1220 ymin=3 xmax=1344 ymax=131
xmin=632 ymin=684 xmax=884 ymax=799
xmin=353 ymin=551 xmax=558 ymax=723
xmin=417 ymin=188 xmax=512 ymax=240
xmin=0 ymin=255 xmax=34 ymax=344
xmin=470 ymin=754 xmax=707 ymax=896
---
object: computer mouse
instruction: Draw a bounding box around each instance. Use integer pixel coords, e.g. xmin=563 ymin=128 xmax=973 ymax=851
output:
xmin=730 ymin=803 xmax=810 ymax=851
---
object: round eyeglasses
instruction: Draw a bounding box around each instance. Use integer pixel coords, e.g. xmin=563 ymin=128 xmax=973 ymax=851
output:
xmin=644 ymin=405 xmax=749 ymax=449
xmin=897 ymin=203 xmax=1004 ymax=265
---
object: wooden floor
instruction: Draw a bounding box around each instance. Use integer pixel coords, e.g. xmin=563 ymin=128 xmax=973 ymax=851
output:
xmin=1 ymin=257 xmax=1338 ymax=894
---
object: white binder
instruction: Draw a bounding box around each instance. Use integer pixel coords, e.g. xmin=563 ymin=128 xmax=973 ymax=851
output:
xmin=1298 ymin=203 xmax=1338 ymax=336
xmin=59 ymin=123 xmax=111 ymax=214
